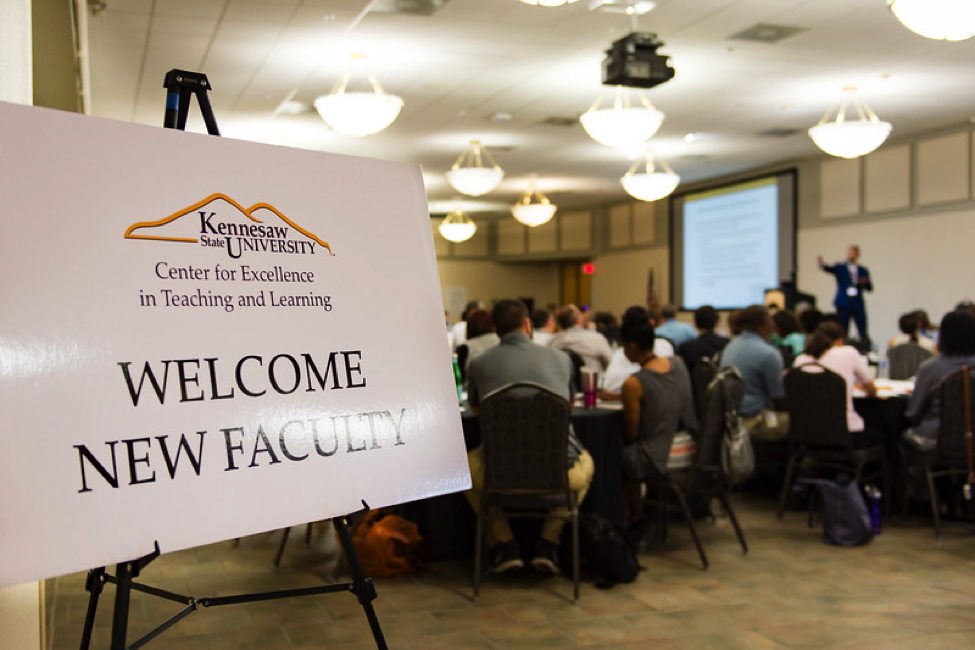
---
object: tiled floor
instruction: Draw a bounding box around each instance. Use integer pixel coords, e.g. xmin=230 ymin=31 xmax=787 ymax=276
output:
xmin=46 ymin=494 xmax=975 ymax=649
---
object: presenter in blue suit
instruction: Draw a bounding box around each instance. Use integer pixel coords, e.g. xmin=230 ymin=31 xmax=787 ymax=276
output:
xmin=818 ymin=244 xmax=872 ymax=342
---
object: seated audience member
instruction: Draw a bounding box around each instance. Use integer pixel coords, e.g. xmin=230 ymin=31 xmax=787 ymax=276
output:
xmin=549 ymin=304 xmax=614 ymax=371
xmin=955 ymin=301 xmax=975 ymax=319
xmin=594 ymin=311 xmax=621 ymax=347
xmin=620 ymin=319 xmax=697 ymax=480
xmin=678 ymin=305 xmax=730 ymax=373
xmin=449 ymin=299 xmax=484 ymax=353
xmin=902 ymin=310 xmax=975 ymax=451
xmin=799 ymin=308 xmax=824 ymax=340
xmin=654 ymin=305 xmax=698 ymax=349
xmin=719 ymin=305 xmax=789 ymax=441
xmin=772 ymin=310 xmax=805 ymax=359
xmin=793 ymin=322 xmax=884 ymax=448
xmin=462 ymin=309 xmax=500 ymax=381
xmin=914 ymin=309 xmax=938 ymax=341
xmin=888 ymin=312 xmax=938 ymax=354
xmin=601 ymin=306 xmax=675 ymax=399
xmin=531 ymin=308 xmax=556 ymax=346
xmin=620 ymin=318 xmax=697 ymax=527
xmin=465 ymin=299 xmax=594 ymax=574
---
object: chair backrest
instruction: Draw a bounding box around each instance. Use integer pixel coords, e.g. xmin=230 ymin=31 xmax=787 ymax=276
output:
xmin=456 ymin=344 xmax=470 ymax=382
xmin=937 ymin=366 xmax=975 ymax=465
xmin=691 ymin=353 xmax=719 ymax=422
xmin=697 ymin=367 xmax=746 ymax=471
xmin=479 ymin=382 xmax=571 ymax=493
xmin=563 ymin=348 xmax=584 ymax=393
xmin=887 ymin=343 xmax=932 ymax=380
xmin=778 ymin=344 xmax=795 ymax=370
xmin=784 ymin=363 xmax=851 ymax=449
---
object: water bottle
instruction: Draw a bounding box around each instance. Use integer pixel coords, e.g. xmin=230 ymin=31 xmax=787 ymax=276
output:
xmin=451 ymin=353 xmax=463 ymax=407
xmin=864 ymin=485 xmax=882 ymax=535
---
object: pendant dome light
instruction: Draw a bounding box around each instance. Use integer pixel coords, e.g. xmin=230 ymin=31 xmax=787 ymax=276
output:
xmin=808 ymin=87 xmax=891 ymax=159
xmin=446 ymin=140 xmax=505 ymax=196
xmin=314 ymin=54 xmax=404 ymax=137
xmin=580 ymin=86 xmax=665 ymax=148
xmin=621 ymin=151 xmax=680 ymax=201
xmin=438 ymin=208 xmax=477 ymax=243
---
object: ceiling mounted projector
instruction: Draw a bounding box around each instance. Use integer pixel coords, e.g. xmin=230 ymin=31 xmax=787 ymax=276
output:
xmin=601 ymin=32 xmax=675 ymax=89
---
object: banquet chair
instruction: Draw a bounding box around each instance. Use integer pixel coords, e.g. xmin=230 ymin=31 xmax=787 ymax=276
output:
xmin=690 ymin=353 xmax=719 ymax=423
xmin=642 ymin=367 xmax=749 ymax=570
xmin=456 ymin=343 xmax=470 ymax=382
xmin=887 ymin=343 xmax=932 ymax=380
xmin=903 ymin=366 xmax=975 ymax=539
xmin=777 ymin=363 xmax=890 ymax=520
xmin=473 ymin=382 xmax=580 ymax=604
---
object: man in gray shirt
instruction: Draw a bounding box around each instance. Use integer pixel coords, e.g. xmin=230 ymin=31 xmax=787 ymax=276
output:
xmin=466 ymin=299 xmax=595 ymax=574
xmin=549 ymin=304 xmax=613 ymax=371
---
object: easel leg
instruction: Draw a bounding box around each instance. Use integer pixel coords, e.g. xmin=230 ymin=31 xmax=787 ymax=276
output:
xmin=110 ymin=561 xmax=133 ymax=650
xmin=79 ymin=568 xmax=106 ymax=650
xmin=333 ymin=515 xmax=388 ymax=650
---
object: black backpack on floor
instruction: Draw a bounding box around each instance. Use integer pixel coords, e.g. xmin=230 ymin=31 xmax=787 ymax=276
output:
xmin=566 ymin=513 xmax=640 ymax=589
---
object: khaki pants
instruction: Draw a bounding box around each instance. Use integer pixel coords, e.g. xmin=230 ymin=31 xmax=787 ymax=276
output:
xmin=464 ymin=449 xmax=595 ymax=544
xmin=742 ymin=411 xmax=790 ymax=442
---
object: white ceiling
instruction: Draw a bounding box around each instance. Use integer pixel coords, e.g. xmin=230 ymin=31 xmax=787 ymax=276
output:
xmin=85 ymin=0 xmax=975 ymax=212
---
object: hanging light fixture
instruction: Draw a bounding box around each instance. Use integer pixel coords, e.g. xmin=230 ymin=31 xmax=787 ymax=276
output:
xmin=438 ymin=208 xmax=477 ymax=243
xmin=887 ymin=0 xmax=975 ymax=41
xmin=621 ymin=151 xmax=680 ymax=202
xmin=446 ymin=140 xmax=505 ymax=196
xmin=580 ymin=86 xmax=665 ymax=148
xmin=511 ymin=185 xmax=557 ymax=227
xmin=518 ymin=0 xmax=581 ymax=6
xmin=314 ymin=54 xmax=404 ymax=137
xmin=808 ymin=87 xmax=892 ymax=159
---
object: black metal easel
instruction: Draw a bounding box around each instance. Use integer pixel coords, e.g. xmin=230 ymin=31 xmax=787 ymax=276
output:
xmin=78 ymin=70 xmax=387 ymax=650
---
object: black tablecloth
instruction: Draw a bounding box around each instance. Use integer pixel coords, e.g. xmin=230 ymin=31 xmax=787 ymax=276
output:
xmin=404 ymin=406 xmax=625 ymax=560
xmin=854 ymin=395 xmax=909 ymax=504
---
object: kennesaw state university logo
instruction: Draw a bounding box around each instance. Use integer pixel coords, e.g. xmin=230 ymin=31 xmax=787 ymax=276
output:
xmin=124 ymin=193 xmax=332 ymax=259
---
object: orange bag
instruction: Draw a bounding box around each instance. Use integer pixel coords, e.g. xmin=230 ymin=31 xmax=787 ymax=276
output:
xmin=348 ymin=510 xmax=423 ymax=577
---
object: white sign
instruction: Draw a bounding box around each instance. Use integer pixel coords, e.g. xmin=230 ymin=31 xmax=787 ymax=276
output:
xmin=0 ymin=102 xmax=470 ymax=588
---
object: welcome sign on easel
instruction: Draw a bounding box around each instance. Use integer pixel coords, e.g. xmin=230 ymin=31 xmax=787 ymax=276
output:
xmin=0 ymin=101 xmax=470 ymax=588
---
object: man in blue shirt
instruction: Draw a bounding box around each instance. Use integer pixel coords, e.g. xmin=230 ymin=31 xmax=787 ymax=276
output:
xmin=654 ymin=305 xmax=698 ymax=349
xmin=818 ymin=244 xmax=872 ymax=343
xmin=719 ymin=305 xmax=789 ymax=441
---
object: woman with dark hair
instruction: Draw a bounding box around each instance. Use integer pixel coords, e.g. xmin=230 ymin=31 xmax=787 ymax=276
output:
xmin=793 ymin=322 xmax=883 ymax=448
xmin=888 ymin=311 xmax=937 ymax=354
xmin=903 ymin=311 xmax=975 ymax=450
xmin=772 ymin=309 xmax=805 ymax=358
xmin=620 ymin=320 xmax=697 ymax=481
xmin=461 ymin=309 xmax=499 ymax=381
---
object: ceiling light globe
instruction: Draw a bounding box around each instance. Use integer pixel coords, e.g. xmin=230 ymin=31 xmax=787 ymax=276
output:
xmin=888 ymin=0 xmax=975 ymax=41
xmin=314 ymin=92 xmax=404 ymax=137
xmin=438 ymin=210 xmax=477 ymax=243
xmin=621 ymin=171 xmax=680 ymax=202
xmin=580 ymin=106 xmax=665 ymax=148
xmin=808 ymin=120 xmax=892 ymax=159
xmin=446 ymin=167 xmax=505 ymax=196
xmin=511 ymin=203 xmax=557 ymax=227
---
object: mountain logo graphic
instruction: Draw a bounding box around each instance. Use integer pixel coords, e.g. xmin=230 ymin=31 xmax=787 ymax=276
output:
xmin=124 ymin=193 xmax=332 ymax=259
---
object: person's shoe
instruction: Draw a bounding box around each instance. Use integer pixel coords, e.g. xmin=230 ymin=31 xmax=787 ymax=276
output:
xmin=489 ymin=540 xmax=523 ymax=573
xmin=530 ymin=538 xmax=561 ymax=574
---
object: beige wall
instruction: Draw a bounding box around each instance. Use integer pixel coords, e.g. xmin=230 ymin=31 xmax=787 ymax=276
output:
xmin=589 ymin=247 xmax=670 ymax=318
xmin=437 ymin=259 xmax=561 ymax=318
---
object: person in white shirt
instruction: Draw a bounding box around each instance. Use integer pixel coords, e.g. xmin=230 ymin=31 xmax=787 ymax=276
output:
xmin=531 ymin=308 xmax=556 ymax=346
xmin=449 ymin=299 xmax=484 ymax=353
xmin=549 ymin=305 xmax=614 ymax=371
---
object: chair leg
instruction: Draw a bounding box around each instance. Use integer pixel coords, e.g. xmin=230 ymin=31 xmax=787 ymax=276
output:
xmin=776 ymin=455 xmax=798 ymax=521
xmin=882 ymin=455 xmax=892 ymax=516
xmin=717 ymin=485 xmax=748 ymax=555
xmin=924 ymin=465 xmax=943 ymax=540
xmin=672 ymin=485 xmax=708 ymax=571
xmin=273 ymin=527 xmax=291 ymax=568
xmin=473 ymin=507 xmax=485 ymax=602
